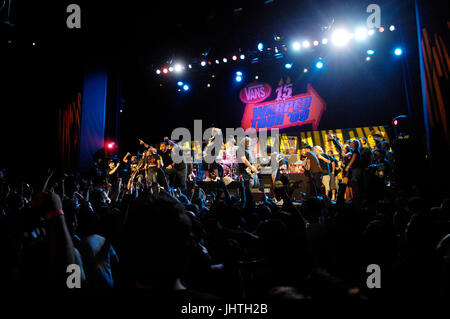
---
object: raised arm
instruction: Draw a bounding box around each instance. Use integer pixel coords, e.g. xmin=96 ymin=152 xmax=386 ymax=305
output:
xmin=33 ymin=192 xmax=76 ymax=288
xmin=139 ymin=139 xmax=150 ymax=149
xmin=123 ymin=152 xmax=131 ymax=163
xmin=108 ymin=162 xmax=120 ymax=175
xmin=328 ymin=133 xmax=343 ymax=154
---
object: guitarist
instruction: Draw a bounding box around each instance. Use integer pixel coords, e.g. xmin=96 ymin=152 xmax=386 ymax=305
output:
xmin=237 ymin=137 xmax=260 ymax=188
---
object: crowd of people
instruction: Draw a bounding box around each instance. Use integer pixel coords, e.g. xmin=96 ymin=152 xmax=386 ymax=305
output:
xmin=0 ymin=131 xmax=449 ymax=302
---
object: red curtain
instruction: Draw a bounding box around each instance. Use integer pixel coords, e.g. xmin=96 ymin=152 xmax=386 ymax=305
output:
xmin=58 ymin=93 xmax=82 ymax=171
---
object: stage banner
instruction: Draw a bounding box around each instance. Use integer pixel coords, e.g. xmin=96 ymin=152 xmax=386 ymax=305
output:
xmin=240 ymin=82 xmax=326 ymax=131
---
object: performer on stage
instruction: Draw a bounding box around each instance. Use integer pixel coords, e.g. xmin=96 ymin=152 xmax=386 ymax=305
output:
xmin=202 ymin=127 xmax=222 ymax=182
xmin=224 ymin=135 xmax=239 ymax=180
xmin=144 ymin=147 xmax=161 ymax=184
xmin=166 ymin=139 xmax=187 ymax=190
xmin=237 ymin=137 xmax=260 ymax=188
xmin=157 ymin=141 xmax=173 ymax=170
xmin=106 ymin=159 xmax=120 ymax=190
xmin=301 ymin=144 xmax=324 ymax=197
xmin=259 ymin=145 xmax=288 ymax=200
xmin=123 ymin=152 xmax=140 ymax=189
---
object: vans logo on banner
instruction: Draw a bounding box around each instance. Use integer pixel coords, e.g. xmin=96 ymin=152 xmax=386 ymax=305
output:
xmin=240 ymin=83 xmax=272 ymax=104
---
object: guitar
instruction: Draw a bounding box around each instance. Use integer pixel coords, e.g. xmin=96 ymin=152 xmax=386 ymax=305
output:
xmin=245 ymin=163 xmax=261 ymax=178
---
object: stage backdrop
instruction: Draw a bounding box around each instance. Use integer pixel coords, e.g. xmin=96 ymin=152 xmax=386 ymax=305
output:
xmin=177 ymin=125 xmax=391 ymax=161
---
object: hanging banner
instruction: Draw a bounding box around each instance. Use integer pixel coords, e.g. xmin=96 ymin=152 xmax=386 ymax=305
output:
xmin=240 ymin=83 xmax=326 ymax=131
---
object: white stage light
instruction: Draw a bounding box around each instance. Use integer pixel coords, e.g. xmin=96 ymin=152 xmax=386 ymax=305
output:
xmin=389 ymin=25 xmax=395 ymax=31
xmin=313 ymin=40 xmax=319 ymax=46
xmin=240 ymin=54 xmax=245 ymax=60
xmin=332 ymin=29 xmax=351 ymax=46
xmin=292 ymin=41 xmax=301 ymax=51
xmin=174 ymin=64 xmax=182 ymax=72
xmin=223 ymin=58 xmax=228 ymax=63
xmin=368 ymin=29 xmax=375 ymax=36
xmin=168 ymin=67 xmax=174 ymax=72
xmin=355 ymin=27 xmax=367 ymax=40
xmin=322 ymin=38 xmax=328 ymax=44
xmin=201 ymin=61 xmax=206 ymax=66
xmin=302 ymin=40 xmax=310 ymax=48
xmin=156 ymin=69 xmax=161 ymax=74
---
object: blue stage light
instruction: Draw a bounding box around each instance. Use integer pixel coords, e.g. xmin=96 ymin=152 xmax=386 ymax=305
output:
xmin=394 ymin=48 xmax=402 ymax=56
xmin=315 ymin=61 xmax=324 ymax=69
xmin=285 ymin=63 xmax=292 ymax=69
xmin=366 ymin=49 xmax=375 ymax=55
xmin=183 ymin=84 xmax=190 ymax=91
xmin=177 ymin=81 xmax=184 ymax=86
xmin=235 ymin=76 xmax=242 ymax=82
xmin=236 ymin=71 xmax=242 ymax=76
xmin=257 ymin=42 xmax=264 ymax=51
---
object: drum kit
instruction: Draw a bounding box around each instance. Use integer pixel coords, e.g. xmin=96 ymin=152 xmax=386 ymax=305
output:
xmin=288 ymin=162 xmax=305 ymax=174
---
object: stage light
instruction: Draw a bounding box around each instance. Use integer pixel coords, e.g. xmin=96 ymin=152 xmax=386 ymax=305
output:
xmin=201 ymin=61 xmax=206 ymax=66
xmin=366 ymin=57 xmax=371 ymax=61
xmin=274 ymin=47 xmax=279 ymax=53
xmin=232 ymin=55 xmax=237 ymax=61
xmin=313 ymin=40 xmax=319 ymax=46
xmin=366 ymin=49 xmax=375 ymax=55
xmin=255 ymin=75 xmax=259 ymax=79
xmin=368 ymin=29 xmax=375 ymax=36
xmin=322 ymin=38 xmax=328 ymax=44
xmin=174 ymin=64 xmax=182 ymax=72
xmin=355 ymin=27 xmax=367 ymax=40
xmin=156 ymin=69 xmax=161 ymax=74
xmin=332 ymin=29 xmax=351 ymax=46
xmin=303 ymin=68 xmax=308 ymax=73
xmin=393 ymin=119 xmax=398 ymax=126
xmin=292 ymin=41 xmax=301 ymax=51
xmin=162 ymin=68 xmax=168 ymax=74
xmin=285 ymin=63 xmax=292 ymax=69
xmin=107 ymin=142 xmax=116 ymax=150
xmin=236 ymin=71 xmax=242 ymax=76
xmin=235 ymin=76 xmax=242 ymax=82
xmin=240 ymin=54 xmax=245 ymax=60
xmin=315 ymin=61 xmax=324 ymax=69
xmin=257 ymin=42 xmax=264 ymax=51
xmin=394 ymin=48 xmax=402 ymax=56
xmin=188 ymin=64 xmax=192 ymax=69
xmin=302 ymin=40 xmax=310 ymax=48
xmin=183 ymin=84 xmax=190 ymax=91
xmin=215 ymin=60 xmax=219 ymax=64
xmin=168 ymin=67 xmax=174 ymax=72
xmin=223 ymin=58 xmax=228 ymax=63
xmin=177 ymin=81 xmax=184 ymax=86
xmin=389 ymin=25 xmax=395 ymax=31
xmin=379 ymin=27 xmax=385 ymax=32
xmin=207 ymin=83 xmax=211 ymax=87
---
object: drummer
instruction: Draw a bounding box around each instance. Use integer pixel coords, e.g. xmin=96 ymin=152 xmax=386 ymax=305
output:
xmin=286 ymin=146 xmax=306 ymax=174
